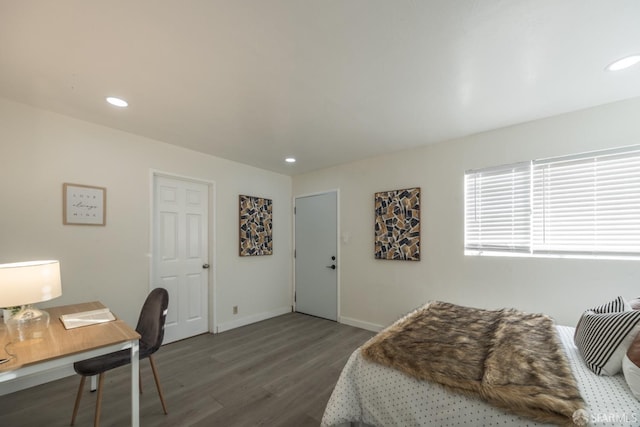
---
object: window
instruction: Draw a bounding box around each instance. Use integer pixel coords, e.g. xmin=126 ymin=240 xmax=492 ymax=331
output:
xmin=464 ymin=162 xmax=531 ymax=253
xmin=465 ymin=145 xmax=640 ymax=259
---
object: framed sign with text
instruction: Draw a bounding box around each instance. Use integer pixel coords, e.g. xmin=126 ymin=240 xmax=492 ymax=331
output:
xmin=63 ymin=183 xmax=106 ymax=226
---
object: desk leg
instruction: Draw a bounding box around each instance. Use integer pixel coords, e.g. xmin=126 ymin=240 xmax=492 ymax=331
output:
xmin=131 ymin=340 xmax=140 ymax=427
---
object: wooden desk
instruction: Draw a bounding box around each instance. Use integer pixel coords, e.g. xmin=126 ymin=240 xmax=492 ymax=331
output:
xmin=0 ymin=302 xmax=141 ymax=426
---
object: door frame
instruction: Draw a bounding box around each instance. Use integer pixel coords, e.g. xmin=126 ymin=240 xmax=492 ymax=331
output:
xmin=293 ymin=189 xmax=340 ymax=321
xmin=149 ymin=170 xmax=217 ymax=335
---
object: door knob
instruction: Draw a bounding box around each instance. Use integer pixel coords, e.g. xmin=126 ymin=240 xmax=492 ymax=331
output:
xmin=203 ymin=264 xmax=210 ymax=269
xmin=326 ymin=265 xmax=336 ymax=270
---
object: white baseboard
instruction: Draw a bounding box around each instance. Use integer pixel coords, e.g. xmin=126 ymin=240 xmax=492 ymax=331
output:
xmin=339 ymin=316 xmax=384 ymax=332
xmin=0 ymin=365 xmax=75 ymax=396
xmin=216 ymin=306 xmax=292 ymax=333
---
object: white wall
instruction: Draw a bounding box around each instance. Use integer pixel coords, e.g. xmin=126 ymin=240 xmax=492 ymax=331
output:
xmin=0 ymin=97 xmax=292 ymax=331
xmin=293 ymin=97 xmax=640 ymax=330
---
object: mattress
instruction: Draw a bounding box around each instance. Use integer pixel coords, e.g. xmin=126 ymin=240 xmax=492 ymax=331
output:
xmin=322 ymin=326 xmax=640 ymax=426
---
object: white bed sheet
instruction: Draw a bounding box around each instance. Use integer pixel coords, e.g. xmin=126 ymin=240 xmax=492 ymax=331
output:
xmin=322 ymin=326 xmax=640 ymax=427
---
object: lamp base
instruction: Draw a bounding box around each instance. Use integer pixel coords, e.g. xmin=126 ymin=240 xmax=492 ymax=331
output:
xmin=6 ymin=305 xmax=50 ymax=341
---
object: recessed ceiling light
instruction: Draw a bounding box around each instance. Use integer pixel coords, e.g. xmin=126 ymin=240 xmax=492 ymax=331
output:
xmin=106 ymin=97 xmax=128 ymax=107
xmin=606 ymin=55 xmax=640 ymax=71
xmin=285 ymin=157 xmax=296 ymax=163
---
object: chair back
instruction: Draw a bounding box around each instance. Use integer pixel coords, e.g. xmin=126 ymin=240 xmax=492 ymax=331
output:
xmin=135 ymin=288 xmax=169 ymax=354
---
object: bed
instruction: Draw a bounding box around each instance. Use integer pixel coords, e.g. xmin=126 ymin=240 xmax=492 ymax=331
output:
xmin=321 ymin=301 xmax=640 ymax=427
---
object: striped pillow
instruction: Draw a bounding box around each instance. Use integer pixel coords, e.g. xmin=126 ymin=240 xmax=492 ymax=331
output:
xmin=574 ymin=296 xmax=640 ymax=376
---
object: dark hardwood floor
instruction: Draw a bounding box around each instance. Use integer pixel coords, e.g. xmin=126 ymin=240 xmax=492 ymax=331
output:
xmin=0 ymin=312 xmax=374 ymax=426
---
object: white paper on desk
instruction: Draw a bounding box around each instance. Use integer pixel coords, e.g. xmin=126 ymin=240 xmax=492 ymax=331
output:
xmin=60 ymin=308 xmax=116 ymax=329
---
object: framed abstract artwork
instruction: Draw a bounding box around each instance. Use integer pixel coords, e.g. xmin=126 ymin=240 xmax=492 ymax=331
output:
xmin=239 ymin=195 xmax=273 ymax=256
xmin=63 ymin=183 xmax=106 ymax=226
xmin=374 ymin=187 xmax=420 ymax=261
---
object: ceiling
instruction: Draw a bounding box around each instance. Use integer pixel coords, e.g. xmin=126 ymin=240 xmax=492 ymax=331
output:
xmin=1 ymin=1 xmax=639 ymax=176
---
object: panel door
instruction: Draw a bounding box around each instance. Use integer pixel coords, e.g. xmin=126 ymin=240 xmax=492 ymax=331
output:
xmin=153 ymin=175 xmax=209 ymax=343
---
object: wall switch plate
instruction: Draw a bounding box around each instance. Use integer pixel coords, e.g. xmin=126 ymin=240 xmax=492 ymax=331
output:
xmin=233 ymin=306 xmax=238 ymax=315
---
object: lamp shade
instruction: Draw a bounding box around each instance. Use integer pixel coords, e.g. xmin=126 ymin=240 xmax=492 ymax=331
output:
xmin=0 ymin=260 xmax=62 ymax=307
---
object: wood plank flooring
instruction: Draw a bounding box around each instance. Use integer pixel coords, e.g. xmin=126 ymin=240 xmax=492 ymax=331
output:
xmin=0 ymin=313 xmax=374 ymax=426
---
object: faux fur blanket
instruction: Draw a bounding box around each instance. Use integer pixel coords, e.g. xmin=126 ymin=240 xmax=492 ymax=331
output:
xmin=361 ymin=301 xmax=584 ymax=426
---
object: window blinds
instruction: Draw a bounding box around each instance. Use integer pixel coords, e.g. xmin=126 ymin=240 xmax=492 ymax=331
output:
xmin=465 ymin=145 xmax=640 ymax=258
xmin=532 ymin=147 xmax=640 ymax=256
xmin=464 ymin=162 xmax=531 ymax=253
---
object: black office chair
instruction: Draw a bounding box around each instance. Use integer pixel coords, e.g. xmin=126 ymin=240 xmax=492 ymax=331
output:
xmin=70 ymin=288 xmax=169 ymax=427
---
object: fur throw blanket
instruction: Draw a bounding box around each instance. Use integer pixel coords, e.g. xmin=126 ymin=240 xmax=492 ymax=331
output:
xmin=361 ymin=301 xmax=584 ymax=426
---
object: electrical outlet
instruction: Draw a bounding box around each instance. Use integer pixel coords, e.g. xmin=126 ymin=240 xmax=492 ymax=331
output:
xmin=233 ymin=306 xmax=238 ymax=315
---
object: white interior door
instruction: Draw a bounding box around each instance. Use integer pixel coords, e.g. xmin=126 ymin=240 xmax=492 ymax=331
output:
xmin=153 ymin=175 xmax=210 ymax=343
xmin=295 ymin=191 xmax=338 ymax=321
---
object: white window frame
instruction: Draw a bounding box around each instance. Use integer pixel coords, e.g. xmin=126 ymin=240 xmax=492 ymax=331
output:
xmin=465 ymin=145 xmax=640 ymax=260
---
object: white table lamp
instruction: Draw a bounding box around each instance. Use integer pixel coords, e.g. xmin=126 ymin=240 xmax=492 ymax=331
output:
xmin=0 ymin=260 xmax=62 ymax=341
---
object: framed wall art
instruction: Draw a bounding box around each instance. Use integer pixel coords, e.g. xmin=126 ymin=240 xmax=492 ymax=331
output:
xmin=63 ymin=183 xmax=106 ymax=226
xmin=239 ymin=195 xmax=273 ymax=256
xmin=374 ymin=187 xmax=420 ymax=261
